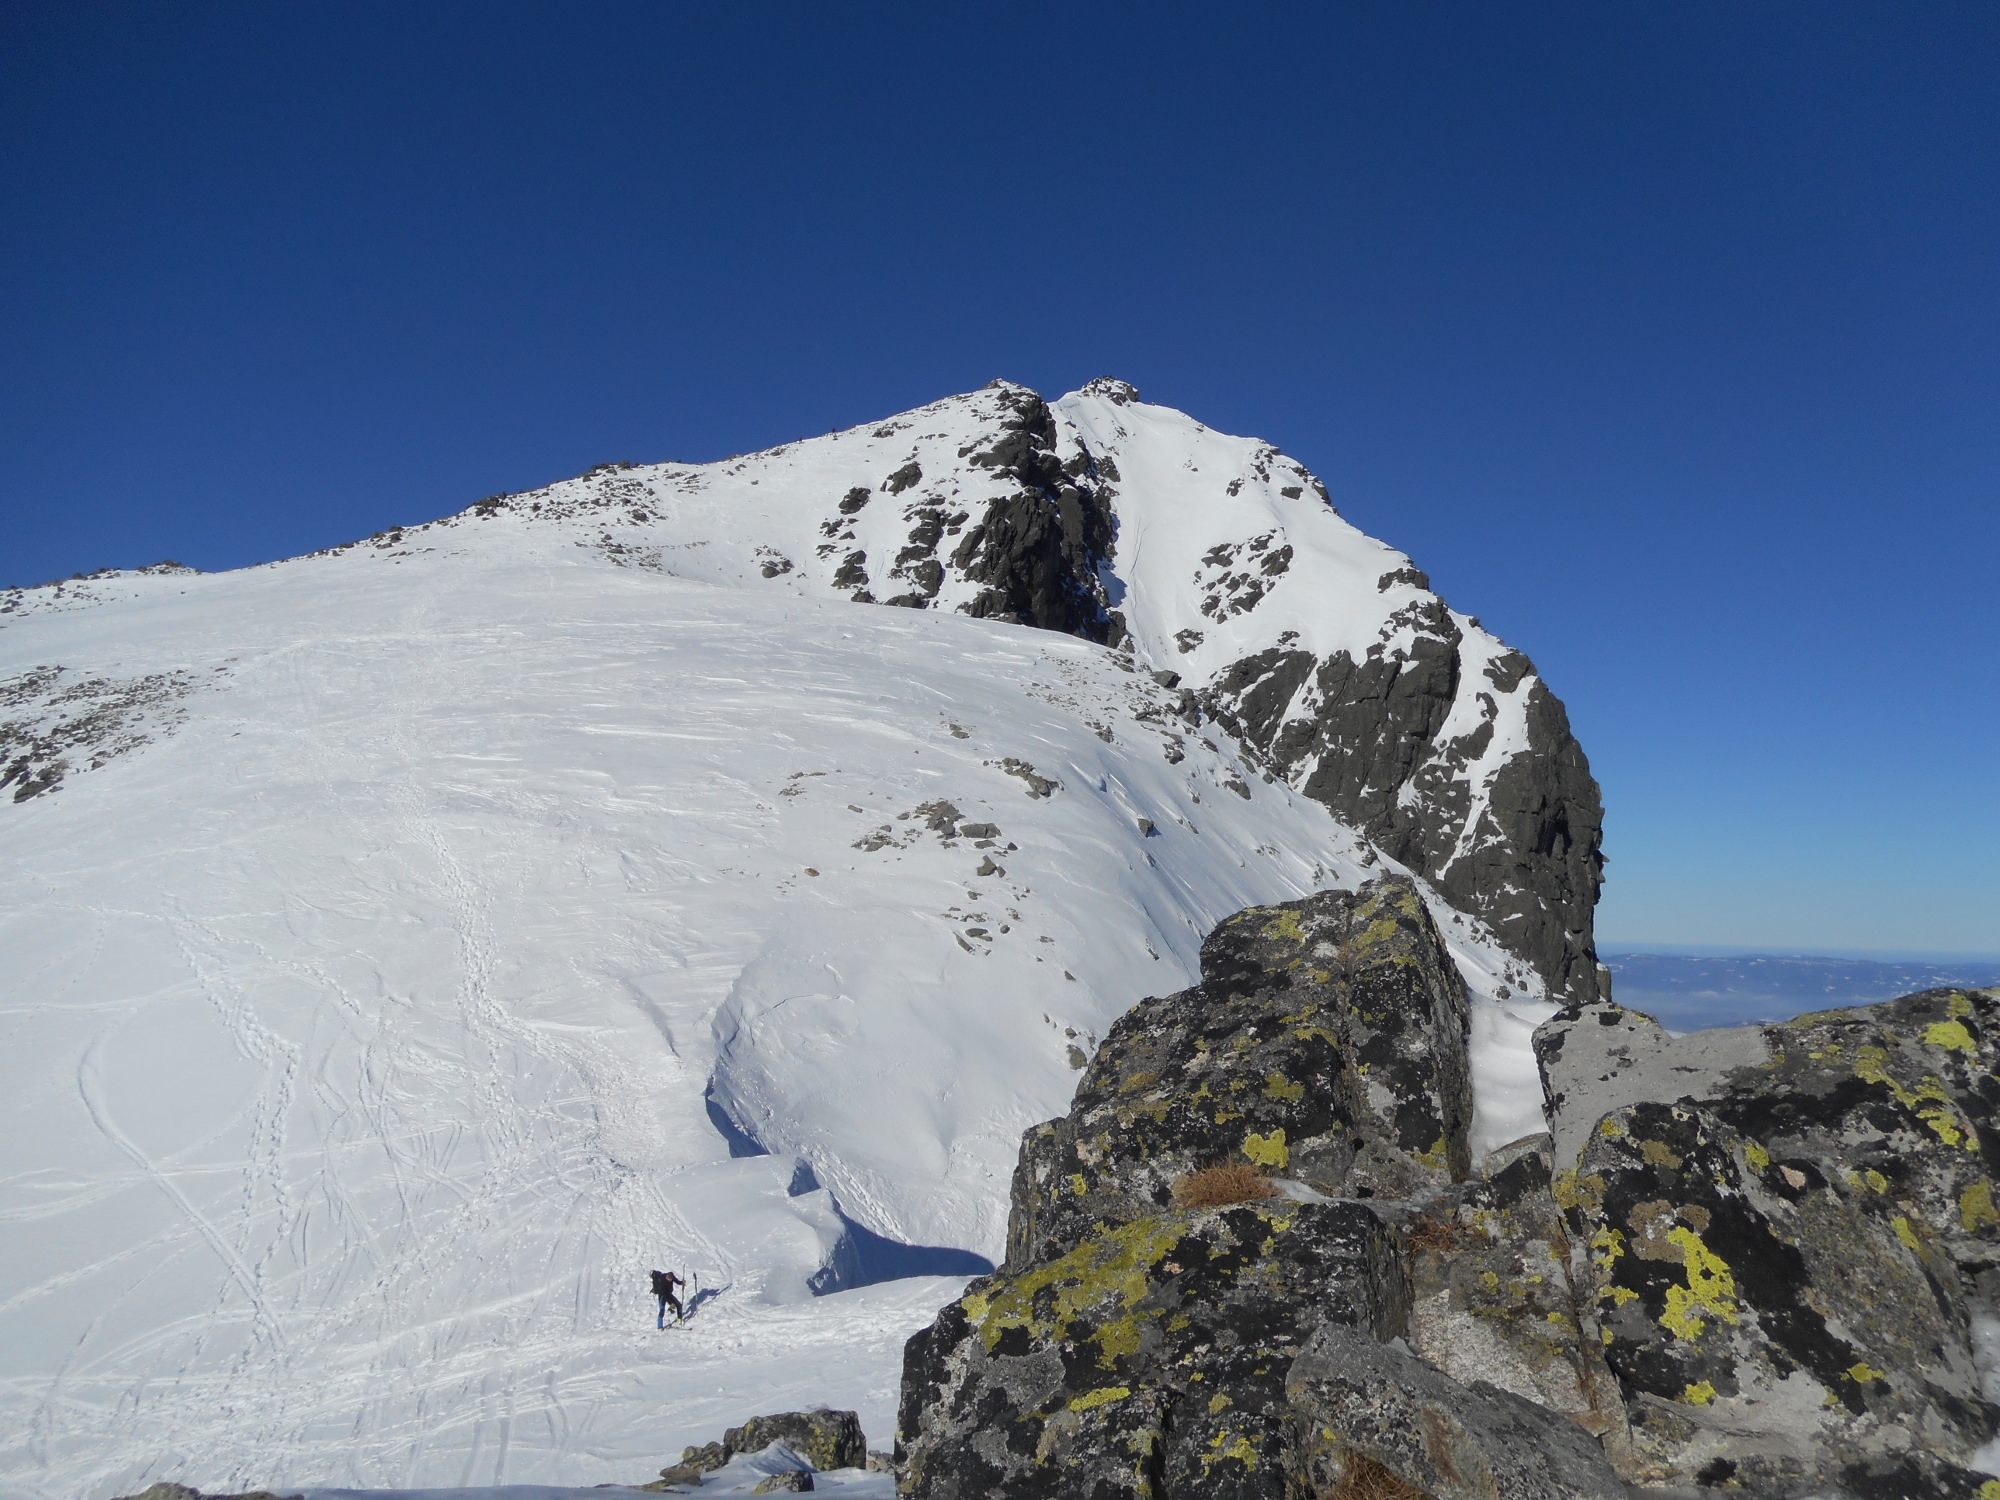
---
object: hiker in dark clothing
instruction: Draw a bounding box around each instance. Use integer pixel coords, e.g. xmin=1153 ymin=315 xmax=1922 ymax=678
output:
xmin=650 ymin=1268 xmax=685 ymax=1327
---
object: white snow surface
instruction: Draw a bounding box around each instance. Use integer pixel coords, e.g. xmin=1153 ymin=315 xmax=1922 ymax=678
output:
xmin=0 ymin=384 xmax=1554 ymax=1500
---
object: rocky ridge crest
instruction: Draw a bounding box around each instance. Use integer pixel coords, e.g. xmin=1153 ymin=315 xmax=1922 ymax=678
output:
xmin=896 ymin=880 xmax=2000 ymax=1499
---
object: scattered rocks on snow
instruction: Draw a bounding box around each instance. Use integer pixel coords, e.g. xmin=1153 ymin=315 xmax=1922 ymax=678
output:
xmin=645 ymin=1410 xmax=866 ymax=1491
xmin=993 ymin=756 xmax=1058 ymax=797
xmin=1 ymin=663 xmax=218 ymax=803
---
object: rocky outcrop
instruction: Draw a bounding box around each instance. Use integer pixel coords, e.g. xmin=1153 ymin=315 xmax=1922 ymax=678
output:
xmin=1003 ymin=874 xmax=1473 ymax=1270
xmin=898 ymin=876 xmax=2000 ymax=1500
xmin=1196 ymin=605 xmax=1603 ymax=1006
xmin=946 ymin=383 xmax=1118 ymax=638
xmin=1540 ymin=987 xmax=2000 ymax=1495
xmin=898 ymin=1198 xmax=1407 ymax=1498
xmin=1403 ymin=1137 xmax=1630 ymax=1454
xmin=897 ymin=874 xmax=1625 ymax=1499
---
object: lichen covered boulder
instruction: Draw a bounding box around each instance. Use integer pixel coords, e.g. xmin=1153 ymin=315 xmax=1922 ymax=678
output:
xmin=897 ymin=1200 xmax=1405 ymax=1499
xmin=1554 ymin=987 xmax=2000 ymax=1493
xmin=1004 ymin=874 xmax=1471 ymax=1268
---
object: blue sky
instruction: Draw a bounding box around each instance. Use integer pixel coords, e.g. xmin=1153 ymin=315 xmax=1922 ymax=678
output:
xmin=3 ymin=3 xmax=1994 ymax=955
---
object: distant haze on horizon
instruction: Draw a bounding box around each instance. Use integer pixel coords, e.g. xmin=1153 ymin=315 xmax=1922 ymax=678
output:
xmin=3 ymin=2 xmax=1993 ymax=955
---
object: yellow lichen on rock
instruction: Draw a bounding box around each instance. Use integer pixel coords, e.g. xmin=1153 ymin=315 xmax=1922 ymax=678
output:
xmin=1262 ymin=1072 xmax=1304 ymax=1102
xmin=968 ymin=1215 xmax=1184 ymax=1355
xmin=1925 ymin=1018 xmax=1977 ymax=1055
xmin=1961 ymin=1180 xmax=1999 ymax=1234
xmin=1243 ymin=1128 xmax=1289 ymax=1168
xmin=1068 ymin=1386 xmax=1131 ymax=1413
xmin=1660 ymin=1225 xmax=1738 ymax=1341
xmin=1201 ymin=1431 xmax=1258 ymax=1472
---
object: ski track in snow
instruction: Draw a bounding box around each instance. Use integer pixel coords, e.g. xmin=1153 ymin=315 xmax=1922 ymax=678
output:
xmin=0 ymin=412 xmax=1557 ymax=1500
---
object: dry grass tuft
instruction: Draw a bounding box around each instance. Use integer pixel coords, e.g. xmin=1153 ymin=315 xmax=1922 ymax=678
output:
xmin=1172 ymin=1162 xmax=1276 ymax=1208
xmin=1324 ymin=1449 xmax=1433 ymax=1500
xmin=1403 ymin=1218 xmax=1463 ymax=1256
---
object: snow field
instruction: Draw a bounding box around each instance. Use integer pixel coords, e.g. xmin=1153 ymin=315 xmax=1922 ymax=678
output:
xmin=0 ymin=390 xmax=1557 ymax=1499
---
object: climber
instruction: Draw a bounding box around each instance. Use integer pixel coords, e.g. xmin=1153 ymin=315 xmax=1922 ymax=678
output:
xmin=650 ymin=1268 xmax=685 ymax=1327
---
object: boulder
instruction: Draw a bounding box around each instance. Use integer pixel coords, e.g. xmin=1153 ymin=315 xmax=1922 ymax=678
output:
xmin=1533 ymin=1001 xmax=1767 ymax=1169
xmin=1551 ymin=987 xmax=2000 ymax=1492
xmin=1003 ymin=874 xmax=1471 ymax=1269
xmin=721 ymin=1410 xmax=865 ymax=1473
xmin=1286 ymin=1324 xmax=1628 ymax=1500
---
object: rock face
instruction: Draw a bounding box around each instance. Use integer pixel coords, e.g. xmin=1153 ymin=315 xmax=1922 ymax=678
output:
xmin=898 ymin=1199 xmax=1407 ymax=1499
xmin=944 ymin=383 xmax=1118 ymax=637
xmin=1540 ymin=987 xmax=2000 ymax=1495
xmin=1051 ymin=383 xmax=1606 ymax=1004
xmin=896 ymin=873 xmax=1625 ymax=1499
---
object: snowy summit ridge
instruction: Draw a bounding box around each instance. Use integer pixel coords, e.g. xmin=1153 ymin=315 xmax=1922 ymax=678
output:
xmin=0 ymin=379 xmax=1599 ymax=1499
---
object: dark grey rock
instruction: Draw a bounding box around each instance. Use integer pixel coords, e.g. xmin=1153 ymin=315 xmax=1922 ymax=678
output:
xmin=1204 ymin=622 xmax=1604 ymax=1004
xmin=722 ymin=1409 xmax=866 ymax=1472
xmin=1286 ymin=1324 xmax=1628 ymax=1500
xmin=948 ymin=387 xmax=1118 ymax=639
xmin=750 ymin=1471 xmax=813 ymax=1494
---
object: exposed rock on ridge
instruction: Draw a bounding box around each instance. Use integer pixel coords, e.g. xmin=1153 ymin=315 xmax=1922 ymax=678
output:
xmin=896 ymin=873 xmax=1628 ymax=1499
xmin=898 ymin=888 xmax=2000 ymax=1498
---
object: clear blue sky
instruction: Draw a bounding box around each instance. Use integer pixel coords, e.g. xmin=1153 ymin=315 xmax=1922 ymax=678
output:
xmin=4 ymin=3 xmax=1994 ymax=955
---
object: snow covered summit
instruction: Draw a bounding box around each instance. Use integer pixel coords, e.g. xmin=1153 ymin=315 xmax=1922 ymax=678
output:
xmin=0 ymin=380 xmax=1595 ymax=1499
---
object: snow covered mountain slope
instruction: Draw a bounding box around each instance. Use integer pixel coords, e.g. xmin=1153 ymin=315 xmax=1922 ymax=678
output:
xmin=0 ymin=383 xmax=1567 ymax=1499
xmin=131 ymin=377 xmax=1594 ymax=1000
